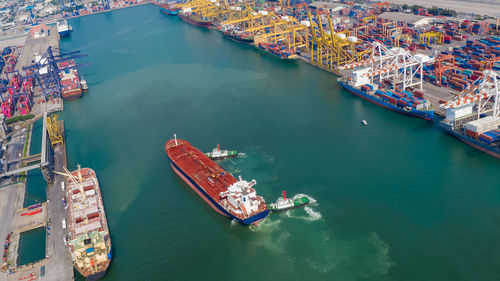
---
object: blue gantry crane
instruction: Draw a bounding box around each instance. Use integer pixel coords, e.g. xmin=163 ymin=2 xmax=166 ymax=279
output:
xmin=70 ymin=0 xmax=79 ymax=16
xmin=22 ymin=47 xmax=89 ymax=101
xmin=26 ymin=6 xmax=38 ymax=25
xmin=102 ymin=0 xmax=110 ymax=10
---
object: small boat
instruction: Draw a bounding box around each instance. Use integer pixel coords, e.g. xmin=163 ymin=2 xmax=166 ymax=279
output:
xmin=205 ymin=144 xmax=238 ymax=160
xmin=361 ymin=120 xmax=368 ymax=125
xmin=80 ymin=78 xmax=88 ymax=92
xmin=268 ymin=191 xmax=309 ymax=212
xmin=57 ymin=19 xmax=71 ymax=37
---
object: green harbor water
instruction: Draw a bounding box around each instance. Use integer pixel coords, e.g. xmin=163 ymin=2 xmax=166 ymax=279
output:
xmin=52 ymin=4 xmax=500 ymax=281
xmin=17 ymin=227 xmax=46 ymax=266
xmin=24 ymin=119 xmax=46 ymax=207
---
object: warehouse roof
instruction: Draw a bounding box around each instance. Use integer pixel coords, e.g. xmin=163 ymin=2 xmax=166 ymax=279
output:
xmin=378 ymin=12 xmax=432 ymax=25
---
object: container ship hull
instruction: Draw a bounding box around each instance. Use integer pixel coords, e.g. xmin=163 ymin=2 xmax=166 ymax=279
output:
xmin=65 ymin=167 xmax=111 ymax=281
xmin=62 ymin=88 xmax=83 ymax=101
xmin=178 ymin=13 xmax=212 ymax=28
xmin=255 ymin=47 xmax=297 ymax=61
xmin=338 ymin=79 xmax=434 ymax=121
xmin=440 ymin=122 xmax=500 ymax=159
xmin=223 ymin=33 xmax=253 ymax=44
xmin=165 ymin=139 xmax=269 ymax=225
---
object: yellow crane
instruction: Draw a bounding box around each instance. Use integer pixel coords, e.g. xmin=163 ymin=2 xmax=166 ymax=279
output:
xmin=307 ymin=12 xmax=357 ymax=70
xmin=46 ymin=113 xmax=63 ymax=147
xmin=419 ymin=31 xmax=442 ymax=46
xmin=395 ymin=34 xmax=411 ymax=47
xmin=253 ymin=17 xmax=309 ymax=51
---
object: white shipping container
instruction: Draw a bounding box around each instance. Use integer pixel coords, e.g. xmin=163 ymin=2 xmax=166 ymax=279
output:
xmin=465 ymin=116 xmax=500 ymax=133
xmin=347 ymin=36 xmax=358 ymax=43
xmin=62 ymin=219 xmax=67 ymax=229
xmin=60 ymin=181 xmax=65 ymax=191
xmin=258 ymin=11 xmax=268 ymax=15
xmin=336 ymin=33 xmax=346 ymax=39
xmin=446 ymin=104 xmax=474 ymax=121
xmin=300 ymin=20 xmax=311 ymax=27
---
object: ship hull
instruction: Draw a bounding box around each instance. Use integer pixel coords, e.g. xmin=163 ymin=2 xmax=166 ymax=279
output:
xmin=58 ymin=30 xmax=71 ymax=37
xmin=338 ymin=80 xmax=434 ymax=121
xmin=67 ymin=168 xmax=111 ymax=280
xmin=223 ymin=33 xmax=253 ymax=44
xmin=255 ymin=46 xmax=297 ymax=61
xmin=178 ymin=13 xmax=212 ymax=28
xmin=440 ymin=123 xmax=500 ymax=159
xmin=168 ymin=156 xmax=269 ymax=225
xmin=62 ymin=89 xmax=83 ymax=101
xmin=86 ymin=270 xmax=107 ymax=281
xmin=159 ymin=6 xmax=178 ymax=15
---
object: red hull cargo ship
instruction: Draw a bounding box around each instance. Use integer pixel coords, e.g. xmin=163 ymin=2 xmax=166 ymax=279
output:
xmin=165 ymin=136 xmax=269 ymax=225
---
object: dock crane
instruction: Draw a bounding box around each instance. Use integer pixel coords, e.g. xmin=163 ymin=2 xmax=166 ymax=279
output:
xmin=441 ymin=70 xmax=500 ymax=119
xmin=70 ymin=0 xmax=79 ymax=16
xmin=26 ymin=6 xmax=38 ymax=26
xmin=102 ymin=0 xmax=111 ymax=10
xmin=22 ymin=47 xmax=89 ymax=101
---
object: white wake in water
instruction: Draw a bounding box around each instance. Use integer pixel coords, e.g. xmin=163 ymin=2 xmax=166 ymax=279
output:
xmin=282 ymin=193 xmax=322 ymax=222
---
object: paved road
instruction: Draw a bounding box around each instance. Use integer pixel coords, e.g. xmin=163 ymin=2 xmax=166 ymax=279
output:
xmin=43 ymin=144 xmax=74 ymax=281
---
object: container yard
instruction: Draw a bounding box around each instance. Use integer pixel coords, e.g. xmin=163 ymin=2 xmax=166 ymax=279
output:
xmin=153 ymin=0 xmax=500 ymax=159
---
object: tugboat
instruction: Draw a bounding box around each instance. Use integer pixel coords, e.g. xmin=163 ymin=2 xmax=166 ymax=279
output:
xmin=205 ymin=144 xmax=238 ymax=160
xmin=268 ymin=191 xmax=309 ymax=212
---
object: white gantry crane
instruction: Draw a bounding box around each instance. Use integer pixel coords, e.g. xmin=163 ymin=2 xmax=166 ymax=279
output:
xmin=340 ymin=42 xmax=432 ymax=91
xmin=441 ymin=70 xmax=500 ymax=119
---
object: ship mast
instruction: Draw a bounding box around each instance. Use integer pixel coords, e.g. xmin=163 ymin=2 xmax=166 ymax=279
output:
xmin=174 ymin=133 xmax=178 ymax=145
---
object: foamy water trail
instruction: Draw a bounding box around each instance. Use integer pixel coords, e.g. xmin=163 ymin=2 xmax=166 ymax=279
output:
xmin=237 ymin=152 xmax=247 ymax=158
xmin=249 ymin=217 xmax=280 ymax=232
xmin=303 ymin=206 xmax=322 ymax=221
xmin=293 ymin=193 xmax=318 ymax=204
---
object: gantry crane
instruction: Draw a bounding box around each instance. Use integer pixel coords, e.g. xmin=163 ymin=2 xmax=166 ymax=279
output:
xmin=252 ymin=17 xmax=309 ymax=51
xmin=46 ymin=113 xmax=64 ymax=147
xmin=307 ymin=12 xmax=357 ymax=70
xmin=441 ymin=70 xmax=500 ymax=119
xmin=419 ymin=31 xmax=442 ymax=46
xmin=22 ymin=47 xmax=89 ymax=101
xmin=340 ymin=42 xmax=431 ymax=91
xmin=434 ymin=54 xmax=455 ymax=86
xmin=26 ymin=6 xmax=38 ymax=26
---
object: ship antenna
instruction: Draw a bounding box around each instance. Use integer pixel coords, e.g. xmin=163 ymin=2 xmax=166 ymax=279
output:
xmin=174 ymin=133 xmax=178 ymax=146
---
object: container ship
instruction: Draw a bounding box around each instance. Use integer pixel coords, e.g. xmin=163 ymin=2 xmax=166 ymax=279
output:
xmin=158 ymin=1 xmax=179 ymax=15
xmin=57 ymin=19 xmax=72 ymax=37
xmin=222 ymin=27 xmax=253 ymax=44
xmin=59 ymin=60 xmax=83 ymax=100
xmin=256 ymin=42 xmax=298 ymax=60
xmin=165 ymin=136 xmax=269 ymax=225
xmin=178 ymin=12 xmax=212 ymax=28
xmin=439 ymin=115 xmax=500 ymax=159
xmin=61 ymin=166 xmax=111 ymax=281
xmin=337 ymin=75 xmax=434 ymax=121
